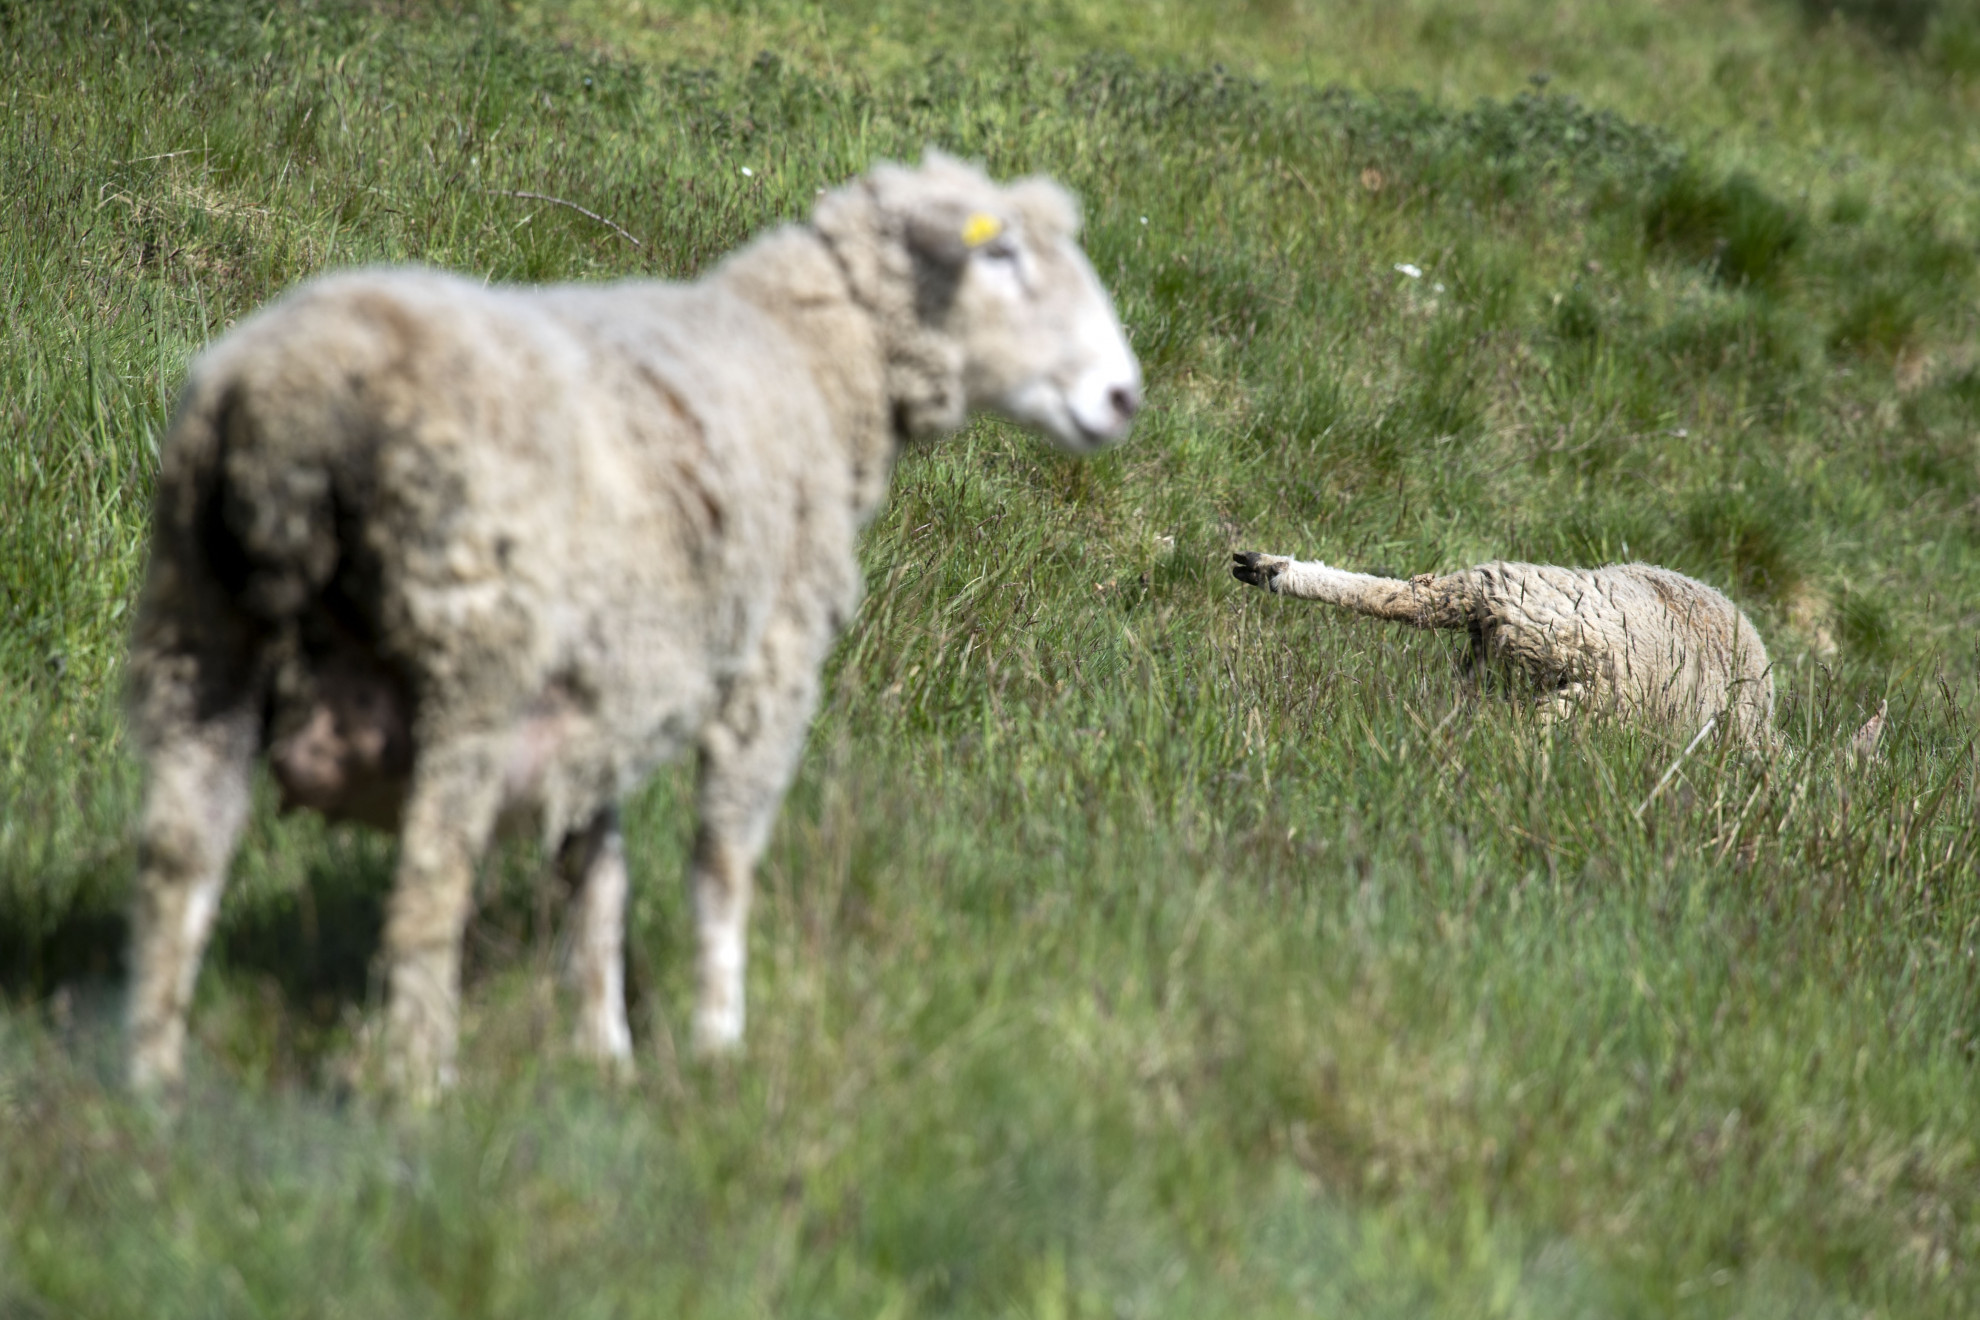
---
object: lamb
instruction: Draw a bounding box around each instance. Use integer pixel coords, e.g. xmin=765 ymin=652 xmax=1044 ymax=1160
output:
xmin=125 ymin=151 xmax=1142 ymax=1100
xmin=1230 ymin=551 xmax=1774 ymax=744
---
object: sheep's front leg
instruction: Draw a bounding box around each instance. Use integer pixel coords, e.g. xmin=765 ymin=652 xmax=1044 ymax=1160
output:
xmin=127 ymin=711 xmax=258 ymax=1092
xmin=559 ymin=807 xmax=634 ymax=1070
xmin=381 ymin=744 xmax=502 ymax=1103
xmin=691 ymin=617 xmax=829 ymax=1055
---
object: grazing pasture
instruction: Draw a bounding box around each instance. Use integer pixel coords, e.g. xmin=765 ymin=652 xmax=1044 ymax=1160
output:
xmin=3 ymin=0 xmax=1978 ymax=1315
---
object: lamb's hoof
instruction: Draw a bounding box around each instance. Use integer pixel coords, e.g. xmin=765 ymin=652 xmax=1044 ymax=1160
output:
xmin=1231 ymin=551 xmax=1285 ymax=589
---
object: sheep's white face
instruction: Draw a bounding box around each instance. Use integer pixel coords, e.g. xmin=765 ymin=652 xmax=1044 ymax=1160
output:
xmin=879 ymin=160 xmax=1141 ymax=453
xmin=947 ymin=207 xmax=1143 ymax=453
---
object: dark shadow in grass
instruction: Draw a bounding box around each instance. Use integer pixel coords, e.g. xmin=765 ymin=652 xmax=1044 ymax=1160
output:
xmin=1829 ymin=278 xmax=1926 ymax=360
xmin=1834 ymin=586 xmax=1896 ymax=664
xmin=211 ymin=837 xmax=396 ymax=1035
xmin=1796 ymin=0 xmax=1940 ymax=50
xmin=1646 ymin=164 xmax=1805 ymax=289
xmin=0 ymin=901 xmax=128 ymax=1001
xmin=1896 ymin=373 xmax=1980 ymax=505
xmin=1674 ymin=483 xmax=1810 ymax=605
xmin=1550 ymin=281 xmax=1605 ymax=344
xmin=210 ymin=833 xmax=560 ymax=1017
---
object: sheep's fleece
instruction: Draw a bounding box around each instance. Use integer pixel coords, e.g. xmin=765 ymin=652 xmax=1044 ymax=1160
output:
xmin=126 ymin=152 xmax=1142 ymax=1099
xmin=1230 ymin=552 xmax=1774 ymax=743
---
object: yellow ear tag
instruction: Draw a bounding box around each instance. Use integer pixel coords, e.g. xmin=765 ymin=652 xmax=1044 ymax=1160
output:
xmin=961 ymin=213 xmax=1003 ymax=248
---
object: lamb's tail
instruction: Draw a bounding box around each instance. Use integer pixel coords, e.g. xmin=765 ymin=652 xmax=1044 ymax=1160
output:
xmin=1231 ymin=552 xmax=1470 ymax=630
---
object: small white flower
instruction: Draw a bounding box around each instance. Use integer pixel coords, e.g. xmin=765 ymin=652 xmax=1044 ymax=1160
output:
xmin=1433 ymin=282 xmax=1446 ymax=293
xmin=1139 ymin=216 xmax=1148 ymax=225
xmin=740 ymin=166 xmax=754 ymax=177
xmin=1395 ymin=262 xmax=1422 ymax=279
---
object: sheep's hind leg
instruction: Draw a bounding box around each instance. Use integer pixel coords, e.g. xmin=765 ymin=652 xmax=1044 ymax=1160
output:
xmin=380 ymin=742 xmax=503 ymax=1104
xmin=1232 ymin=552 xmax=1457 ymax=625
xmin=559 ymin=807 xmax=634 ymax=1072
xmin=690 ymin=620 xmax=829 ymax=1055
xmin=686 ymin=815 xmax=761 ymax=1056
xmin=127 ymin=708 xmax=259 ymax=1093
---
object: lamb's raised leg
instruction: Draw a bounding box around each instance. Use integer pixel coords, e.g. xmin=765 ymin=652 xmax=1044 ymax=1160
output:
xmin=127 ymin=708 xmax=259 ymax=1092
xmin=380 ymin=742 xmax=503 ymax=1103
xmin=559 ymin=807 xmax=634 ymax=1070
xmin=1231 ymin=551 xmax=1466 ymax=628
xmin=690 ymin=615 xmax=830 ymax=1055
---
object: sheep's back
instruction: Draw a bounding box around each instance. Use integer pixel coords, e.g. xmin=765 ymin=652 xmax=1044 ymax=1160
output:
xmin=1597 ymin=565 xmax=1772 ymax=722
xmin=1461 ymin=561 xmax=1635 ymax=686
xmin=177 ymin=266 xmax=854 ymax=791
xmin=1463 ymin=561 xmax=1773 ymax=735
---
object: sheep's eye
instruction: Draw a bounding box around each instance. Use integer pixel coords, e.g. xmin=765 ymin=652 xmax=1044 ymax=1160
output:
xmin=979 ymin=236 xmax=1020 ymax=263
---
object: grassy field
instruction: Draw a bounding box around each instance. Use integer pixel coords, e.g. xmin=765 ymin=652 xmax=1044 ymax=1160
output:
xmin=4 ymin=0 xmax=1980 ymax=1314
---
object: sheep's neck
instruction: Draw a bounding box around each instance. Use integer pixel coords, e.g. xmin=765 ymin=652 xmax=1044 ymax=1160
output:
xmin=717 ymin=226 xmax=898 ymax=524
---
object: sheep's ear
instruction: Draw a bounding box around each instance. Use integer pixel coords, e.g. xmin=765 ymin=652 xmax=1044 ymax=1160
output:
xmin=1006 ymin=177 xmax=1080 ymax=238
xmin=903 ymin=199 xmax=1008 ymax=271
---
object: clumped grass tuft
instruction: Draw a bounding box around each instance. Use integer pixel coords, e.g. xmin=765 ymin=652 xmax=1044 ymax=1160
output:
xmin=1795 ymin=0 xmax=1942 ymax=50
xmin=1834 ymin=585 xmax=1898 ymax=663
xmin=1675 ymin=482 xmax=1812 ymax=605
xmin=1829 ymin=277 xmax=1928 ymax=359
xmin=4 ymin=0 xmax=1980 ymax=1315
xmin=1644 ymin=164 xmax=1807 ymax=288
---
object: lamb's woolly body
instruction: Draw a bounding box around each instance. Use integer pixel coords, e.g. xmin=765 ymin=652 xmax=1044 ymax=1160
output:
xmin=127 ymin=155 xmax=1141 ymax=1097
xmin=1231 ymin=553 xmax=1774 ymax=743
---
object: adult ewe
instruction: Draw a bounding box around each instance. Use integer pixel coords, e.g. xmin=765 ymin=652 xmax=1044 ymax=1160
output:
xmin=128 ymin=152 xmax=1142 ymax=1099
xmin=1230 ymin=552 xmax=1774 ymax=744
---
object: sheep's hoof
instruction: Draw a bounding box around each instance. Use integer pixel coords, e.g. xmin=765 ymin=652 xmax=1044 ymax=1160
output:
xmin=383 ymin=1057 xmax=453 ymax=1110
xmin=128 ymin=1040 xmax=184 ymax=1098
xmin=579 ymin=1042 xmax=639 ymax=1084
xmin=690 ymin=1007 xmax=745 ymax=1059
xmin=127 ymin=1053 xmax=190 ymax=1117
xmin=1231 ymin=550 xmax=1286 ymax=589
xmin=573 ymin=1017 xmax=637 ymax=1078
xmin=382 ymin=1013 xmax=457 ymax=1109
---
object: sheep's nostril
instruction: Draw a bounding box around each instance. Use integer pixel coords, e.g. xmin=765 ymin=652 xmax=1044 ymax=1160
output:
xmin=1108 ymin=384 xmax=1142 ymax=422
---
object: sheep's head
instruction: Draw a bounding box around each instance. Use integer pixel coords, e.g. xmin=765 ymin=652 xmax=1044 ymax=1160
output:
xmin=818 ymin=152 xmax=1142 ymax=452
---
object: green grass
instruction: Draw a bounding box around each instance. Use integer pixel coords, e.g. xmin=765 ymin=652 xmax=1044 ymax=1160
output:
xmin=4 ymin=0 xmax=1979 ymax=1314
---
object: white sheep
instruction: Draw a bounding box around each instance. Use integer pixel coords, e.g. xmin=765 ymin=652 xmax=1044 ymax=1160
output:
xmin=1230 ymin=551 xmax=1775 ymax=743
xmin=126 ymin=152 xmax=1142 ymax=1099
